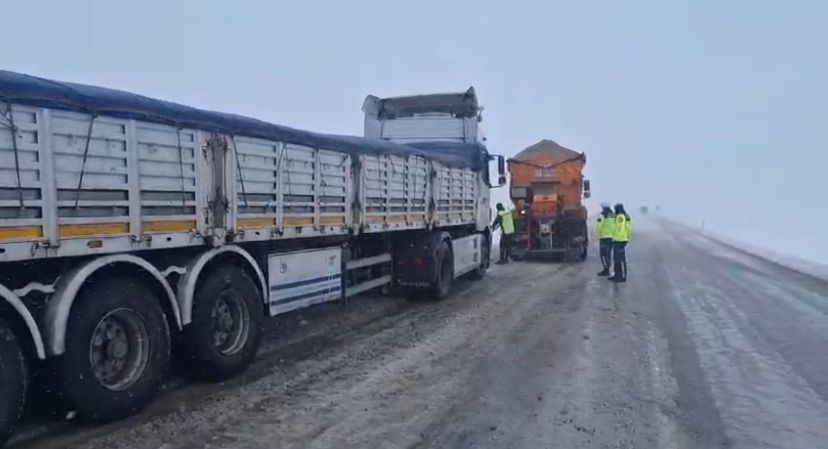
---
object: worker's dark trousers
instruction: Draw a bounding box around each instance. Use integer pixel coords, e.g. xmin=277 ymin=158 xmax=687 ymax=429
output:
xmin=599 ymin=238 xmax=613 ymax=271
xmin=500 ymin=233 xmax=513 ymax=262
xmin=612 ymin=241 xmax=627 ymax=278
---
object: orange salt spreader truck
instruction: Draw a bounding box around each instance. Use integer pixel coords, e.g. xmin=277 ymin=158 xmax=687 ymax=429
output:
xmin=507 ymin=139 xmax=591 ymax=261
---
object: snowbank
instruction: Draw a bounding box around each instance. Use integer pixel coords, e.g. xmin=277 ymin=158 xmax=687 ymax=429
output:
xmin=667 ymin=217 xmax=828 ymax=282
xmin=665 ymin=211 xmax=827 ymax=265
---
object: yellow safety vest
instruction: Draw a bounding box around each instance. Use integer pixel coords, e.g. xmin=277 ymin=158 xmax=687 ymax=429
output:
xmin=596 ymin=214 xmax=615 ymax=239
xmin=499 ymin=210 xmax=515 ymax=235
xmin=613 ymin=214 xmax=631 ymax=242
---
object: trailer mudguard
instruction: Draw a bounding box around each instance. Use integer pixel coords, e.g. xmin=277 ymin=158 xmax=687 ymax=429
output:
xmin=43 ymin=254 xmax=181 ymax=356
xmin=0 ymin=284 xmax=45 ymax=359
xmin=177 ymin=245 xmax=267 ymax=325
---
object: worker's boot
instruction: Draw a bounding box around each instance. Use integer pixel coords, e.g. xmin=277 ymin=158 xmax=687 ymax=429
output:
xmin=610 ymin=263 xmax=627 ymax=282
xmin=597 ymin=269 xmax=610 ymax=276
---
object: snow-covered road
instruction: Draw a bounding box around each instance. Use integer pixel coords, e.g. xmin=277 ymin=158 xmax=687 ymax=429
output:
xmin=645 ymin=219 xmax=828 ymax=448
xmin=16 ymin=218 xmax=828 ymax=449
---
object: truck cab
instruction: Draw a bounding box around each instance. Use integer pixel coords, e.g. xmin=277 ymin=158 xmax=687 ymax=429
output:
xmin=362 ymin=87 xmax=505 ymax=292
xmin=362 ymin=87 xmax=504 ymax=232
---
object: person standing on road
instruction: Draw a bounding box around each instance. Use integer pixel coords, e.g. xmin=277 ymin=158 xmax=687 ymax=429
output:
xmin=609 ymin=203 xmax=631 ymax=282
xmin=492 ymin=203 xmax=515 ymax=264
xmin=595 ymin=204 xmax=616 ymax=276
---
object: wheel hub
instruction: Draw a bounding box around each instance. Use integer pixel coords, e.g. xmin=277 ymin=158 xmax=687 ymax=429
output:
xmin=89 ymin=308 xmax=150 ymax=391
xmin=210 ymin=291 xmax=249 ymax=356
xmin=108 ymin=338 xmax=128 ymax=359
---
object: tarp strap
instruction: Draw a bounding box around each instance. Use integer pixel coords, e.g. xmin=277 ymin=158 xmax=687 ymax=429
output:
xmin=74 ymin=112 xmax=97 ymax=208
xmin=231 ymin=135 xmax=249 ymax=209
xmin=2 ymin=102 xmax=24 ymax=209
xmin=270 ymin=143 xmax=286 ymax=212
xmin=175 ymin=127 xmax=188 ymax=213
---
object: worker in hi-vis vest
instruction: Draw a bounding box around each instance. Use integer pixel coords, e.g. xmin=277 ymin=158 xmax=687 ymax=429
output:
xmin=492 ymin=203 xmax=515 ymax=264
xmin=595 ymin=204 xmax=616 ymax=276
xmin=610 ymin=203 xmax=632 ymax=282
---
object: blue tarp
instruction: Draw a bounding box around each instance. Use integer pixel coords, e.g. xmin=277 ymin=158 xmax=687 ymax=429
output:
xmin=0 ymin=70 xmax=485 ymax=169
xmin=408 ymin=141 xmax=489 ymax=170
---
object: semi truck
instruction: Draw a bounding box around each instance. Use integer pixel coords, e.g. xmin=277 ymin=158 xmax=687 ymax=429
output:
xmin=506 ymin=139 xmax=590 ymax=261
xmin=0 ymin=72 xmax=503 ymax=446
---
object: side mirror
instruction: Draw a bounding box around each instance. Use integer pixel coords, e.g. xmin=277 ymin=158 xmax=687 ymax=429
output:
xmin=583 ymin=179 xmax=591 ymax=199
xmin=497 ymin=155 xmax=506 ymax=186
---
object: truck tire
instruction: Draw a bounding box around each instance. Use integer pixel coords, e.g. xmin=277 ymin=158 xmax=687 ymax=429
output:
xmin=60 ymin=276 xmax=170 ymax=421
xmin=0 ymin=317 xmax=27 ymax=447
xmin=579 ymin=225 xmax=589 ymax=261
xmin=185 ymin=265 xmax=262 ymax=381
xmin=469 ymin=234 xmax=489 ymax=280
xmin=431 ymin=240 xmax=454 ymax=300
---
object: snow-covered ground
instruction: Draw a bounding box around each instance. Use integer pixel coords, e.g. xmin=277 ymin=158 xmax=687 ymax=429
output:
xmin=665 ymin=215 xmax=828 ymax=282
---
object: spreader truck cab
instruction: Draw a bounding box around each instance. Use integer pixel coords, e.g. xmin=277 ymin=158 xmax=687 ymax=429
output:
xmin=507 ymin=139 xmax=590 ymax=261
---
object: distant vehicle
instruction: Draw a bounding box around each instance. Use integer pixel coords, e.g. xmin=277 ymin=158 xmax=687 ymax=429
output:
xmin=640 ymin=206 xmax=649 ymax=214
xmin=0 ymin=73 xmax=505 ymax=446
xmin=505 ymin=140 xmax=589 ymax=261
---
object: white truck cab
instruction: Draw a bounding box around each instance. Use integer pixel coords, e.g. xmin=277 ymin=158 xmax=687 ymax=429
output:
xmin=362 ymin=87 xmax=504 ymax=233
xmin=363 ymin=87 xmax=485 ymax=145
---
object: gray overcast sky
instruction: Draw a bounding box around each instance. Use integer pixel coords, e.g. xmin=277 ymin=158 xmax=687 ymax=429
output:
xmin=3 ymin=0 xmax=827 ymax=260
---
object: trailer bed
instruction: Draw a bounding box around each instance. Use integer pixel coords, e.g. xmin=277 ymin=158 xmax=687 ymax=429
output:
xmin=1 ymin=104 xmax=483 ymax=262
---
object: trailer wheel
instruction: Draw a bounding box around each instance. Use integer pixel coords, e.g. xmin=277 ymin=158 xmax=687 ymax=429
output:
xmin=60 ymin=276 xmax=170 ymax=421
xmin=578 ymin=226 xmax=589 ymax=261
xmin=185 ymin=265 xmax=262 ymax=381
xmin=431 ymin=240 xmax=454 ymax=300
xmin=579 ymin=243 xmax=588 ymax=261
xmin=0 ymin=317 xmax=27 ymax=447
xmin=579 ymin=225 xmax=589 ymax=261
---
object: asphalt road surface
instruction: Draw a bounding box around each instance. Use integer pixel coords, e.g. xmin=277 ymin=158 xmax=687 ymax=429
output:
xmin=15 ymin=218 xmax=828 ymax=449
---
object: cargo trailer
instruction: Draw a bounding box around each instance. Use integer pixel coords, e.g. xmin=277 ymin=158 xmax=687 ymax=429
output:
xmin=0 ymin=72 xmax=504 ymax=445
